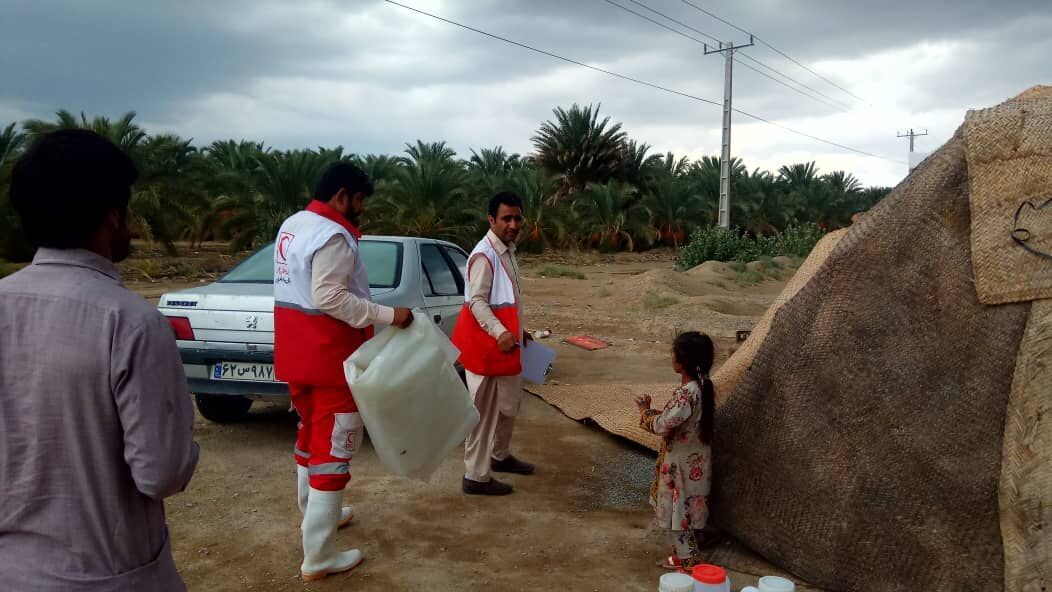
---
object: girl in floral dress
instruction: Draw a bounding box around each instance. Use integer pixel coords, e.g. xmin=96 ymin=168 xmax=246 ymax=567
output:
xmin=636 ymin=331 xmax=715 ymax=570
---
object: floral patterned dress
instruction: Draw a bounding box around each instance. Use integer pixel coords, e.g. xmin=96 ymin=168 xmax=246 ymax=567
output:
xmin=640 ymin=380 xmax=712 ymax=531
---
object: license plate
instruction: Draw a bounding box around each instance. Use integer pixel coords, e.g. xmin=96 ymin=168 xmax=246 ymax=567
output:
xmin=212 ymin=362 xmax=275 ymax=382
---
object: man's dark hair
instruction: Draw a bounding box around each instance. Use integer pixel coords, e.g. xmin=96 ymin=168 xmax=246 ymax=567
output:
xmin=488 ymin=191 xmax=523 ymax=218
xmin=314 ymin=162 xmax=374 ymax=202
xmin=10 ymin=129 xmax=138 ymax=250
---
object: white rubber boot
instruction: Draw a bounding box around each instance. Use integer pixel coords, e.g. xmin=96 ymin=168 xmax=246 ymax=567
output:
xmin=300 ymin=487 xmax=363 ymax=581
xmin=298 ymin=466 xmax=352 ymax=527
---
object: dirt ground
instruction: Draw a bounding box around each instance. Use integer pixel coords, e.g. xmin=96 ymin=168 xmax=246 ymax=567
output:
xmin=133 ymin=245 xmax=815 ymax=591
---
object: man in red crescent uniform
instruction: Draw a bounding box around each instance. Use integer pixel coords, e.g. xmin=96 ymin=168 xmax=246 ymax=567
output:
xmin=452 ymin=192 xmax=536 ymax=496
xmin=273 ymin=162 xmax=412 ymax=581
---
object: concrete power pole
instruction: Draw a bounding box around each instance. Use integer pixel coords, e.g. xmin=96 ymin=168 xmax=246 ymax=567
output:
xmin=897 ymin=128 xmax=929 ymax=152
xmin=898 ymin=128 xmax=929 ymax=172
xmin=705 ymin=36 xmax=754 ymax=228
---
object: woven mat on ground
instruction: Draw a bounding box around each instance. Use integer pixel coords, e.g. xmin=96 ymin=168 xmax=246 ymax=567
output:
xmin=712 ymin=90 xmax=1046 ymax=591
xmin=525 ymin=382 xmax=667 ymax=451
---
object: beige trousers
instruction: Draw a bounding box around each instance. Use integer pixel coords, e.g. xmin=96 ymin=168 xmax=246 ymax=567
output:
xmin=463 ymin=371 xmax=523 ymax=482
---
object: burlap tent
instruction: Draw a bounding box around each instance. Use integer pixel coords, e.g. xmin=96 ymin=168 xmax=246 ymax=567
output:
xmin=711 ymin=86 xmax=1052 ymax=592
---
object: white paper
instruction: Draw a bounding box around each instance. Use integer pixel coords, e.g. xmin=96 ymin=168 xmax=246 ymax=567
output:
xmin=521 ymin=342 xmax=556 ymax=384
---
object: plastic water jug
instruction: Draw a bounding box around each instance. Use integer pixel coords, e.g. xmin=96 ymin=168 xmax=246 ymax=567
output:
xmin=658 ymin=572 xmax=695 ymax=592
xmin=741 ymin=575 xmax=795 ymax=592
xmin=344 ymin=310 xmax=480 ymax=480
xmin=692 ymin=564 xmax=731 ymax=592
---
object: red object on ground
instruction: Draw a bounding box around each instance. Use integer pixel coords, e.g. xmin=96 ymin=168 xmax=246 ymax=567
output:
xmin=692 ymin=564 xmax=728 ymax=585
xmin=565 ymin=335 xmax=609 ymax=351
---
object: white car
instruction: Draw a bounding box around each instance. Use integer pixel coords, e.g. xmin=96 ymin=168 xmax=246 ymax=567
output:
xmin=158 ymin=236 xmax=469 ymax=422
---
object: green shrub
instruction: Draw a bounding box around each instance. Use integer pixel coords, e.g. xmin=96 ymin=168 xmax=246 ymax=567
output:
xmin=676 ymin=223 xmax=827 ymax=269
xmin=675 ymin=226 xmax=749 ymax=269
xmin=643 ymin=292 xmax=679 ymax=309
xmin=734 ymin=270 xmax=765 ymax=285
xmin=537 ymin=265 xmax=586 ymax=279
xmin=776 ymin=223 xmax=825 ymax=258
xmin=758 ymin=255 xmax=781 ymax=269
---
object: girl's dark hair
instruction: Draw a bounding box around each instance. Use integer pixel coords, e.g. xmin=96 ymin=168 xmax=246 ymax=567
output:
xmin=673 ymin=331 xmax=715 ymax=445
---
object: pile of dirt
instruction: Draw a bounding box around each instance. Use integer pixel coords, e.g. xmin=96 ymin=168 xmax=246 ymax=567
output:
xmin=612 ymin=265 xmax=787 ymax=339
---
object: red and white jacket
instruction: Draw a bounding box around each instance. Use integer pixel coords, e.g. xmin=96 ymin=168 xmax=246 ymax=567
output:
xmin=451 ymin=235 xmax=522 ymax=377
xmin=273 ymin=201 xmax=374 ymax=386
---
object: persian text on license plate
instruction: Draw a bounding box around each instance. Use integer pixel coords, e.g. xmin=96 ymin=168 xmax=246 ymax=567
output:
xmin=212 ymin=362 xmax=275 ymax=382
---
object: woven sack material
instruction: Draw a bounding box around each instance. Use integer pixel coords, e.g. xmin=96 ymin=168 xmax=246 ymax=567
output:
xmin=711 ymin=120 xmax=1032 ymax=590
xmin=966 ymin=86 xmax=1052 ymax=304
xmin=999 ymin=299 xmax=1051 ymax=592
xmin=712 ymin=228 xmax=849 ymax=406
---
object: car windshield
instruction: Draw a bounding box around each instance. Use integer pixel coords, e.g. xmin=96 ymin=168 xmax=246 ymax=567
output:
xmin=219 ymin=240 xmax=402 ymax=289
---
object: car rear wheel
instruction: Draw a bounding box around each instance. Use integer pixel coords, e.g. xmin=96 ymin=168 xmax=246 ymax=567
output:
xmin=195 ymin=394 xmax=253 ymax=423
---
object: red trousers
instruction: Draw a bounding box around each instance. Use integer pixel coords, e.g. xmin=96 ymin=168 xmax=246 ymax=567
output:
xmin=289 ymin=384 xmax=363 ymax=491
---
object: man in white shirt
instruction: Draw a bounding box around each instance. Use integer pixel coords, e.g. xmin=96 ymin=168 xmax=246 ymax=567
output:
xmin=451 ymin=192 xmax=536 ymax=496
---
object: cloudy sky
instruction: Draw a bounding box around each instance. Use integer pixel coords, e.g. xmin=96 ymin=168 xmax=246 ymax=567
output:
xmin=2 ymin=0 xmax=1050 ymax=187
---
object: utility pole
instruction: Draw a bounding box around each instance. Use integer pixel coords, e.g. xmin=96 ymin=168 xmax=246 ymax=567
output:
xmin=898 ymin=128 xmax=929 ymax=172
xmin=705 ymin=36 xmax=754 ymax=229
xmin=897 ymin=128 xmax=928 ymax=152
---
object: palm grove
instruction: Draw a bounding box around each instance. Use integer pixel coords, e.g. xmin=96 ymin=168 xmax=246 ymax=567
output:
xmin=0 ymin=104 xmax=891 ymax=266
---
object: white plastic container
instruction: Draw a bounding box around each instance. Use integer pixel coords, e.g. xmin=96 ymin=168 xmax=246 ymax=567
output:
xmin=344 ymin=310 xmax=480 ymax=480
xmin=741 ymin=575 xmax=795 ymax=592
xmin=658 ymin=572 xmax=695 ymax=592
xmin=691 ymin=564 xmax=731 ymax=592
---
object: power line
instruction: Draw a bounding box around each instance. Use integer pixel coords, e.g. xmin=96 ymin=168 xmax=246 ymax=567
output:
xmin=677 ymin=0 xmax=872 ymax=106
xmin=738 ymin=59 xmax=852 ymax=113
xmin=737 ymin=54 xmax=853 ymax=111
xmin=617 ymin=0 xmax=719 ymax=44
xmin=383 ymin=0 xmax=719 ymax=108
xmin=610 ymin=0 xmax=854 ymax=112
xmin=381 ymin=0 xmax=904 ymax=164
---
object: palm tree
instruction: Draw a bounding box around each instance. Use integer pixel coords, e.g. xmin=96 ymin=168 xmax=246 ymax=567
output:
xmin=532 ymin=103 xmax=627 ymax=201
xmin=647 ymin=174 xmax=704 ymax=247
xmin=655 ymin=151 xmax=691 ymax=178
xmin=823 ymin=170 xmax=862 ymax=194
xmin=505 ymin=165 xmax=565 ymax=251
xmin=0 ymin=123 xmax=25 ymax=167
xmin=368 ymin=141 xmax=478 ymax=244
xmin=777 ymin=162 xmax=825 ymax=225
xmin=350 ymin=154 xmax=403 ymax=184
xmin=687 ymin=156 xmax=746 ymax=226
xmin=0 ymin=123 xmax=30 ymax=261
xmin=468 ymin=146 xmax=522 ymax=196
xmin=616 ymin=140 xmax=663 ymax=195
xmin=857 ymin=186 xmax=892 ymax=212
xmin=401 ymin=140 xmax=457 ymax=166
xmin=214 ymin=149 xmax=333 ymax=251
xmin=777 ymin=162 xmax=820 ymax=189
xmin=129 ymin=134 xmax=210 ymax=254
xmin=733 ymin=168 xmax=788 ymax=235
xmin=23 ymin=111 xmax=148 ymax=158
xmin=576 ymin=181 xmax=653 ymax=251
xmin=820 ymin=170 xmax=864 ymax=227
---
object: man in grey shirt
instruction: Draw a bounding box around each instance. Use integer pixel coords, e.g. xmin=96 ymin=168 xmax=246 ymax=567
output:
xmin=0 ymin=130 xmax=199 ymax=591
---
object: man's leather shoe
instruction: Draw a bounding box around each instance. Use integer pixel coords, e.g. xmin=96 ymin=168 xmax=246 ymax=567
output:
xmin=490 ymin=455 xmax=535 ymax=475
xmin=462 ymin=477 xmax=514 ymax=496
